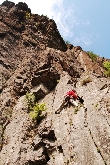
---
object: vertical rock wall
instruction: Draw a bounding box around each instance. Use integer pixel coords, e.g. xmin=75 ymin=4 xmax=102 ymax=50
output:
xmin=1 ymin=73 xmax=110 ymax=165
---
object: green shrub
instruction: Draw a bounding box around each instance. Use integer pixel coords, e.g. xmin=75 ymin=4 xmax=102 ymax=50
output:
xmin=103 ymin=61 xmax=110 ymax=77
xmin=29 ymin=102 xmax=47 ymax=120
xmin=104 ymin=70 xmax=110 ymax=77
xmin=87 ymin=51 xmax=98 ymax=62
xmin=25 ymin=92 xmax=47 ymax=120
xmin=103 ymin=61 xmax=110 ymax=69
xmin=25 ymin=92 xmax=35 ymax=109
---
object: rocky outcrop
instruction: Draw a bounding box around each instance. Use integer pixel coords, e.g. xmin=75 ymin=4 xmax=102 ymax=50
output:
xmin=0 ymin=0 xmax=67 ymax=87
xmin=0 ymin=1 xmax=110 ymax=165
xmin=1 ymin=73 xmax=110 ymax=165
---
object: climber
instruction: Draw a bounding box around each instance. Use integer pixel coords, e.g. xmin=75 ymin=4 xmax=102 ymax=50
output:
xmin=64 ymin=89 xmax=79 ymax=107
xmin=65 ymin=89 xmax=84 ymax=106
xmin=55 ymin=89 xmax=84 ymax=114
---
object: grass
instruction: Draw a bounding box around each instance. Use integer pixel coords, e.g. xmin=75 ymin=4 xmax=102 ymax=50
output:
xmin=74 ymin=106 xmax=79 ymax=114
xmin=26 ymin=12 xmax=31 ymax=19
xmin=103 ymin=61 xmax=110 ymax=77
xmin=95 ymin=103 xmax=101 ymax=111
xmin=95 ymin=104 xmax=99 ymax=108
xmin=87 ymin=51 xmax=98 ymax=62
xmin=2 ymin=108 xmax=13 ymax=119
xmin=81 ymin=77 xmax=92 ymax=86
xmin=57 ymin=79 xmax=60 ymax=83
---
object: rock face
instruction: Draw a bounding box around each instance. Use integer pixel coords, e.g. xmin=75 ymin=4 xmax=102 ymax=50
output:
xmin=0 ymin=1 xmax=110 ymax=165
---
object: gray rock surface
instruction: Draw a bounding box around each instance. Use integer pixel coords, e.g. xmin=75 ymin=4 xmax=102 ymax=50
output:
xmin=0 ymin=1 xmax=110 ymax=165
xmin=0 ymin=73 xmax=110 ymax=165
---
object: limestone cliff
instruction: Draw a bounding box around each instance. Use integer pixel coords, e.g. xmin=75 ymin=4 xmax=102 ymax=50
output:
xmin=0 ymin=1 xmax=110 ymax=165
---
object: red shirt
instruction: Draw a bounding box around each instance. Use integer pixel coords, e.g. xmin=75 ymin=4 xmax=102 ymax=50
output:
xmin=66 ymin=90 xmax=78 ymax=99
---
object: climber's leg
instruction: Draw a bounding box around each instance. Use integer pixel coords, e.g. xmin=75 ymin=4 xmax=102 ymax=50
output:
xmin=55 ymin=99 xmax=66 ymax=114
xmin=69 ymin=98 xmax=78 ymax=107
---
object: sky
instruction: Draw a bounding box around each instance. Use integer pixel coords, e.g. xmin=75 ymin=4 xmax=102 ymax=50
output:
xmin=0 ymin=0 xmax=110 ymax=59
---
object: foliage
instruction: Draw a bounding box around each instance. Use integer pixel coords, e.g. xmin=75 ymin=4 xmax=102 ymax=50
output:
xmin=87 ymin=51 xmax=98 ymax=62
xmin=81 ymin=77 xmax=92 ymax=86
xmin=26 ymin=12 xmax=31 ymax=18
xmin=25 ymin=92 xmax=47 ymax=120
xmin=104 ymin=70 xmax=110 ymax=77
xmin=103 ymin=61 xmax=110 ymax=69
xmin=2 ymin=108 xmax=13 ymax=120
xmin=25 ymin=92 xmax=35 ymax=109
xmin=65 ymin=40 xmax=70 ymax=45
xmin=95 ymin=103 xmax=99 ymax=107
xmin=36 ymin=22 xmax=40 ymax=26
xmin=74 ymin=106 xmax=79 ymax=114
xmin=57 ymin=79 xmax=60 ymax=83
xmin=103 ymin=61 xmax=110 ymax=77
xmin=29 ymin=102 xmax=47 ymax=120
xmin=45 ymin=15 xmax=49 ymax=19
